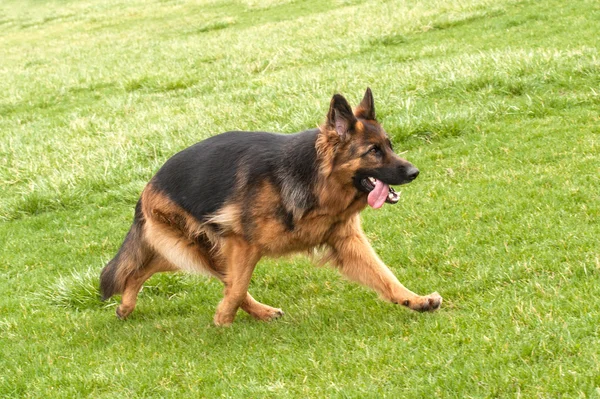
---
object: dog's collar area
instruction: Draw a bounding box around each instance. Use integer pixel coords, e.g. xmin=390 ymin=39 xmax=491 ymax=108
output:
xmin=360 ymin=177 xmax=400 ymax=204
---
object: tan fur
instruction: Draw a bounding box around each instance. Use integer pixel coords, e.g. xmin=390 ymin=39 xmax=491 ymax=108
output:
xmin=141 ymin=185 xmax=222 ymax=275
xmin=117 ymin=254 xmax=176 ymax=319
xmin=213 ymin=236 xmax=262 ymax=326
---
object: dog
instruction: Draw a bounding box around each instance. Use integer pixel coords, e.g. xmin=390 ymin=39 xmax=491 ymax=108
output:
xmin=100 ymin=88 xmax=442 ymax=326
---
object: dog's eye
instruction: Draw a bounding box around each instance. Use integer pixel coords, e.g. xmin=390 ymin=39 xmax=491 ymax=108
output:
xmin=369 ymin=146 xmax=382 ymax=155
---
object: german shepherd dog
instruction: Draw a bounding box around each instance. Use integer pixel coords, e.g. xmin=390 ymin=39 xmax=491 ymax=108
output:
xmin=100 ymin=88 xmax=442 ymax=326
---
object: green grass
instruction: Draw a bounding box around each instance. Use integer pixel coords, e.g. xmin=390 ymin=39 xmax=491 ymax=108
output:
xmin=1 ymin=0 xmax=599 ymax=397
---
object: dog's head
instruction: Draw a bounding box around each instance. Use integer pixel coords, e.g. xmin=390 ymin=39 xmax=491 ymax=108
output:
xmin=321 ymin=88 xmax=419 ymax=209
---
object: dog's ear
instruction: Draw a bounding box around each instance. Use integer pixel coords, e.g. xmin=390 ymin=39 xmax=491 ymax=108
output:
xmin=355 ymin=87 xmax=376 ymax=120
xmin=327 ymin=94 xmax=357 ymax=140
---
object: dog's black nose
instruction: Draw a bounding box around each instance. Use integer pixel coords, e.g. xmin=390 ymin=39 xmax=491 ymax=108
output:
xmin=406 ymin=167 xmax=419 ymax=181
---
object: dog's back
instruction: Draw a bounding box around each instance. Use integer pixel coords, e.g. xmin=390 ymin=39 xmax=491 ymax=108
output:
xmin=150 ymin=129 xmax=319 ymax=223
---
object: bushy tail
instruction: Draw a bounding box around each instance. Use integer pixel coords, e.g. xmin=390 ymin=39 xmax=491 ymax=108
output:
xmin=100 ymin=201 xmax=149 ymax=300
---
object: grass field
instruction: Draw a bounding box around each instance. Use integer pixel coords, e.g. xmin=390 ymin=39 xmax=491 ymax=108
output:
xmin=1 ymin=0 xmax=599 ymax=397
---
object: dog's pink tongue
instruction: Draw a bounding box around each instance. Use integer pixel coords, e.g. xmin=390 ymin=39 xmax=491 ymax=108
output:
xmin=367 ymin=179 xmax=389 ymax=209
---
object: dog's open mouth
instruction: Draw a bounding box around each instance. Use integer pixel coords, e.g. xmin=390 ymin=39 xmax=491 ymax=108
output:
xmin=361 ymin=177 xmax=400 ymax=209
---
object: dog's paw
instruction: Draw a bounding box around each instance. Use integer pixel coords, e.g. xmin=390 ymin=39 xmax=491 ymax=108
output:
xmin=116 ymin=304 xmax=133 ymax=320
xmin=265 ymin=307 xmax=285 ymax=321
xmin=422 ymin=292 xmax=442 ymax=311
xmin=253 ymin=306 xmax=284 ymax=322
xmin=213 ymin=313 xmax=235 ymax=327
xmin=401 ymin=292 xmax=442 ymax=312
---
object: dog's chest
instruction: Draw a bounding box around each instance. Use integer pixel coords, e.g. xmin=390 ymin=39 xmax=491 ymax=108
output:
xmin=251 ymin=199 xmax=366 ymax=256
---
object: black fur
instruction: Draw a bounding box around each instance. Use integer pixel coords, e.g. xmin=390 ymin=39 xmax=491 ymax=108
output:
xmin=276 ymin=206 xmax=295 ymax=231
xmin=355 ymin=163 xmax=419 ymax=187
xmin=152 ymin=129 xmax=319 ymax=222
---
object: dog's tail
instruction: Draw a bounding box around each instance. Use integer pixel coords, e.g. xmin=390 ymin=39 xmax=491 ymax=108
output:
xmin=100 ymin=200 xmax=149 ymax=300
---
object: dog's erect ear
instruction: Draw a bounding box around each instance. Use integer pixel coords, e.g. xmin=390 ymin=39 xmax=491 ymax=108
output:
xmin=327 ymin=94 xmax=357 ymax=140
xmin=355 ymin=87 xmax=376 ymax=120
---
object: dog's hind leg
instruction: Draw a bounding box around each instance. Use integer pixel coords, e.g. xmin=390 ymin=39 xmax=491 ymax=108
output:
xmin=116 ymin=254 xmax=177 ymax=319
xmin=213 ymin=236 xmax=262 ymax=326
xmin=135 ymin=206 xmax=280 ymax=325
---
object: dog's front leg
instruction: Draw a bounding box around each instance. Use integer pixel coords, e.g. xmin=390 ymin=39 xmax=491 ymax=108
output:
xmin=328 ymin=222 xmax=442 ymax=312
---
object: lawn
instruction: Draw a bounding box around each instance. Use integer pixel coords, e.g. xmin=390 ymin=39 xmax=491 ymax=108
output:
xmin=1 ymin=0 xmax=599 ymax=397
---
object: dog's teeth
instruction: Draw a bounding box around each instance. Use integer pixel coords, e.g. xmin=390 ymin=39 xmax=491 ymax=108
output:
xmin=388 ymin=191 xmax=401 ymax=201
xmin=368 ymin=177 xmax=376 ymax=184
